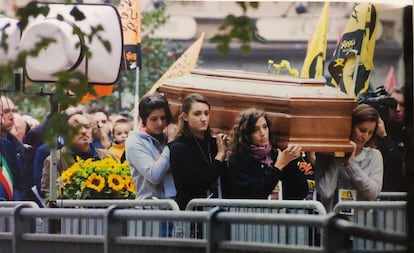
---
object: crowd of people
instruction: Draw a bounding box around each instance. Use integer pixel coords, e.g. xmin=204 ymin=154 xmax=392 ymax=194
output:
xmin=0 ymin=86 xmax=407 ymax=213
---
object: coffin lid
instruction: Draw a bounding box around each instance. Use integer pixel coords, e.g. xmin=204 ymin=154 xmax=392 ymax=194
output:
xmin=164 ymin=69 xmax=351 ymax=99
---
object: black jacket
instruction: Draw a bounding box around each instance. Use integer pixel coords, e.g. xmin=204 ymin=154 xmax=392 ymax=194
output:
xmin=169 ymin=134 xmax=231 ymax=210
xmin=376 ymin=121 xmax=407 ymax=192
xmin=228 ymin=150 xmax=309 ymax=200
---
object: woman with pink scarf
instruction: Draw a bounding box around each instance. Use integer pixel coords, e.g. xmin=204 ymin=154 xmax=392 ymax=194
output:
xmin=228 ymin=108 xmax=309 ymax=200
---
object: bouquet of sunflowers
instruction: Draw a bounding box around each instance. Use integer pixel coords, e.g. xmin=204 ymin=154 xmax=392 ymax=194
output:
xmin=58 ymin=156 xmax=136 ymax=199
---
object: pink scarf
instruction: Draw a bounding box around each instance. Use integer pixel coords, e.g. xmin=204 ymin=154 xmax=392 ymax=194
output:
xmin=249 ymin=143 xmax=273 ymax=165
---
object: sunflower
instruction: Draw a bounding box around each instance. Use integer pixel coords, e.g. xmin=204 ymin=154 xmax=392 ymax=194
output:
xmin=124 ymin=176 xmax=135 ymax=192
xmin=108 ymin=174 xmax=125 ymax=191
xmin=86 ymin=173 xmax=105 ymax=192
xmin=61 ymin=164 xmax=80 ymax=184
xmin=61 ymin=171 xmax=73 ymax=184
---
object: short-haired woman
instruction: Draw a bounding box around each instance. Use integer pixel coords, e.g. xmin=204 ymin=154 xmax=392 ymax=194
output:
xmin=125 ymin=93 xmax=176 ymax=200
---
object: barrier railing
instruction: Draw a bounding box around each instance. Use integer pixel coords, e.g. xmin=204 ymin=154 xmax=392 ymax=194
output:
xmin=325 ymin=214 xmax=407 ymax=253
xmin=377 ymin=192 xmax=407 ymax=201
xmin=0 ymin=202 xmax=40 ymax=233
xmin=186 ymin=198 xmax=327 ymax=214
xmin=0 ymin=204 xmax=407 ymax=253
xmin=0 ymin=204 xmax=326 ymax=253
xmin=58 ymin=199 xmax=179 ymax=236
xmin=57 ymin=199 xmax=180 ymax=210
xmin=0 ymin=201 xmax=40 ymax=208
xmin=333 ymin=201 xmax=407 ymax=251
xmin=185 ymin=199 xmax=326 ymax=246
xmin=0 ymin=200 xmax=179 ymax=236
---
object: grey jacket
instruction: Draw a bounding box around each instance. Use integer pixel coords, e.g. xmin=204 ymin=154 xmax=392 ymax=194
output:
xmin=125 ymin=129 xmax=176 ymax=199
xmin=314 ymin=147 xmax=383 ymax=212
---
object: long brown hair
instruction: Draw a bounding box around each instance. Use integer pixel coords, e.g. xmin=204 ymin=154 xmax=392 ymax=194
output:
xmin=173 ymin=93 xmax=211 ymax=140
xmin=230 ymin=108 xmax=273 ymax=156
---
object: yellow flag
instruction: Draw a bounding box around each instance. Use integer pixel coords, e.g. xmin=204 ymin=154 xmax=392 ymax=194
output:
xmin=146 ymin=32 xmax=205 ymax=95
xmin=328 ymin=3 xmax=378 ymax=97
xmin=300 ymin=2 xmax=329 ymax=79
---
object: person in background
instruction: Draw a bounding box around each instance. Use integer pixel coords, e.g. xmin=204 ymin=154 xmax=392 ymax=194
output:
xmin=376 ymin=87 xmax=407 ymax=192
xmin=33 ymin=143 xmax=53 ymax=196
xmin=23 ymin=95 xmax=66 ymax=200
xmin=227 ymin=108 xmax=309 ymax=200
xmin=0 ymin=95 xmax=18 ymax=200
xmin=125 ymin=93 xmax=176 ymax=200
xmin=21 ymin=114 xmax=40 ymax=129
xmin=169 ymin=93 xmax=231 ymax=210
xmin=91 ymin=123 xmax=111 ymax=150
xmin=30 ymin=105 xmax=82 ymax=197
xmin=10 ymin=113 xmax=30 ymax=143
xmin=41 ymin=112 xmax=114 ymax=194
xmin=109 ymin=117 xmax=132 ymax=162
xmin=87 ymin=106 xmax=112 ymax=149
xmin=313 ymin=104 xmax=383 ymax=212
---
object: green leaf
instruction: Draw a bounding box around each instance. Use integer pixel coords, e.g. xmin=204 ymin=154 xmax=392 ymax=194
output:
xmin=210 ymin=2 xmax=264 ymax=56
xmin=70 ymin=6 xmax=86 ymax=21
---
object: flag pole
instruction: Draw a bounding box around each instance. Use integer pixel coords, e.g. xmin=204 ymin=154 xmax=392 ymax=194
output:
xmin=348 ymin=49 xmax=360 ymax=94
xmin=133 ymin=67 xmax=140 ymax=130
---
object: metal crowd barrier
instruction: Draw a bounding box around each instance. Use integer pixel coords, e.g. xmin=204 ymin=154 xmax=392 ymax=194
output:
xmin=333 ymin=201 xmax=407 ymax=251
xmin=325 ymin=214 xmax=407 ymax=253
xmin=0 ymin=201 xmax=40 ymax=233
xmin=0 ymin=204 xmax=327 ymax=253
xmin=57 ymin=199 xmax=179 ymax=236
xmin=186 ymin=199 xmax=327 ymax=214
xmin=57 ymin=199 xmax=180 ymax=210
xmin=377 ymin=192 xmax=407 ymax=201
xmin=1 ymin=200 xmax=179 ymax=236
xmin=185 ymin=199 xmax=326 ymax=246
xmin=0 ymin=204 xmax=407 ymax=253
xmin=0 ymin=201 xmax=40 ymax=208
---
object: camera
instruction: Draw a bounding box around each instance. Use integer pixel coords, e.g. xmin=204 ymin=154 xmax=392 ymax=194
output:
xmin=357 ymin=85 xmax=397 ymax=118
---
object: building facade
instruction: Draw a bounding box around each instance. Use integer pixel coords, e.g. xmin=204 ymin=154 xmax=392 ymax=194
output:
xmin=2 ymin=1 xmax=408 ymax=89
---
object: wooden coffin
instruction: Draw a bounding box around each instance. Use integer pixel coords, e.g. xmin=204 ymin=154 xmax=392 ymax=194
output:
xmin=158 ymin=69 xmax=357 ymax=152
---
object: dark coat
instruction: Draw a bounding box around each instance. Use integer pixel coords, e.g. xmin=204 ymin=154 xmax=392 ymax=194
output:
xmin=169 ymin=134 xmax=231 ymax=210
xmin=6 ymin=133 xmax=30 ymax=201
xmin=376 ymin=121 xmax=408 ymax=192
xmin=228 ymin=149 xmax=309 ymax=200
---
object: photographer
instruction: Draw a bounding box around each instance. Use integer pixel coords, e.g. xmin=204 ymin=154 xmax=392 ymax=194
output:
xmin=357 ymin=86 xmax=407 ymax=192
xmin=375 ymin=88 xmax=407 ymax=192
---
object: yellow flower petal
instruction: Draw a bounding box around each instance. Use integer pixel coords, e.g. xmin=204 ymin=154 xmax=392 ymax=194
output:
xmin=86 ymin=173 xmax=105 ymax=192
xmin=108 ymin=174 xmax=125 ymax=192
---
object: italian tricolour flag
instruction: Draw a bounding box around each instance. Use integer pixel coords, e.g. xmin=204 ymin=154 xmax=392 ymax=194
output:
xmin=0 ymin=154 xmax=13 ymax=200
